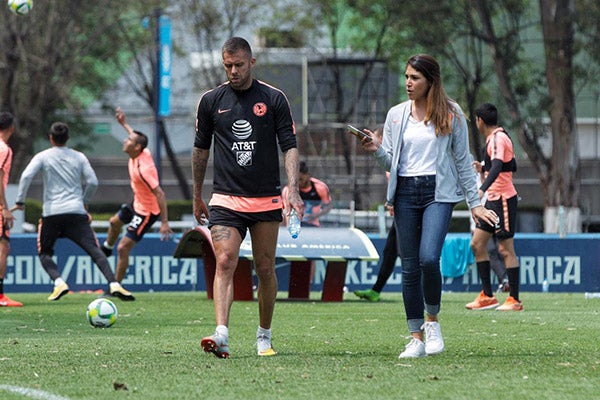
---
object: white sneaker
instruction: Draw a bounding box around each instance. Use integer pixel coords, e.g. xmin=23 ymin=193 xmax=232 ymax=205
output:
xmin=256 ymin=333 xmax=277 ymax=356
xmin=423 ymin=321 xmax=444 ymax=355
xmin=398 ymin=338 xmax=426 ymax=358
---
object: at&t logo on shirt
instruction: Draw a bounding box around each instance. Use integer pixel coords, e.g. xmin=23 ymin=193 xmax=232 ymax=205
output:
xmin=231 ymin=119 xmax=255 ymax=166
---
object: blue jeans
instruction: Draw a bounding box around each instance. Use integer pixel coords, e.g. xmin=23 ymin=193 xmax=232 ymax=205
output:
xmin=393 ymin=175 xmax=455 ymax=333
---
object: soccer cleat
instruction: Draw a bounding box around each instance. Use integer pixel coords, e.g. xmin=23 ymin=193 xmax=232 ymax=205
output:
xmin=0 ymin=294 xmax=23 ymax=307
xmin=497 ymin=296 xmax=523 ymax=311
xmin=201 ymin=334 xmax=230 ymax=359
xmin=398 ymin=338 xmax=427 ymax=359
xmin=48 ymin=282 xmax=70 ymax=301
xmin=465 ymin=291 xmax=499 ymax=310
xmin=101 ymin=245 xmax=113 ymax=257
xmin=256 ymin=333 xmax=277 ymax=356
xmin=423 ymin=321 xmax=444 ymax=355
xmin=109 ymin=282 xmax=135 ymax=301
xmin=353 ymin=289 xmax=380 ymax=302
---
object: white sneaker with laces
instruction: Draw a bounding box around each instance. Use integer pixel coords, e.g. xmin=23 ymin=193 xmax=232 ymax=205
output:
xmin=423 ymin=321 xmax=444 ymax=355
xmin=398 ymin=338 xmax=426 ymax=358
xmin=256 ymin=333 xmax=277 ymax=356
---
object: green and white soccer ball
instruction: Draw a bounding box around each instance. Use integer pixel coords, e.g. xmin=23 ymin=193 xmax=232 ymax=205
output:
xmin=86 ymin=298 xmax=118 ymax=328
xmin=7 ymin=0 xmax=32 ymax=15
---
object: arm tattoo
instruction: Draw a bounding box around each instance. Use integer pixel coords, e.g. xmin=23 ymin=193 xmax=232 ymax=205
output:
xmin=192 ymin=148 xmax=209 ymax=198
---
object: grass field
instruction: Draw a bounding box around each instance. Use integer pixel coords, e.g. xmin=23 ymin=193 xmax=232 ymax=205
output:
xmin=1 ymin=291 xmax=598 ymax=400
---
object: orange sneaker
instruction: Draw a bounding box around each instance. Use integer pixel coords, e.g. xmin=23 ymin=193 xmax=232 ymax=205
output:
xmin=0 ymin=294 xmax=23 ymax=307
xmin=465 ymin=291 xmax=499 ymax=310
xmin=497 ymin=296 xmax=523 ymax=311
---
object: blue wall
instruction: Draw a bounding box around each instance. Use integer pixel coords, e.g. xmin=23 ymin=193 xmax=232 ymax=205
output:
xmin=4 ymin=233 xmax=599 ymax=294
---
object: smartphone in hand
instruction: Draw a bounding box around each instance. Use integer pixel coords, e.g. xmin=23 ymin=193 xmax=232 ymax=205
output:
xmin=347 ymin=125 xmax=372 ymax=142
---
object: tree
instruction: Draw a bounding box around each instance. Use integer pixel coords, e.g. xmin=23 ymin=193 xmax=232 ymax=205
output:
xmin=269 ymin=0 xmax=402 ymax=208
xmin=178 ymin=0 xmax=267 ymax=91
xmin=0 ymin=1 xmax=147 ymax=181
xmin=108 ymin=3 xmax=192 ymax=199
xmin=471 ymin=0 xmax=582 ymax=232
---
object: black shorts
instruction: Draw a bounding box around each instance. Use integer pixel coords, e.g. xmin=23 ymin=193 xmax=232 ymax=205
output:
xmin=38 ymin=213 xmax=97 ymax=256
xmin=118 ymin=203 xmax=159 ymax=242
xmin=476 ymin=195 xmax=518 ymax=240
xmin=208 ymin=206 xmax=283 ymax=240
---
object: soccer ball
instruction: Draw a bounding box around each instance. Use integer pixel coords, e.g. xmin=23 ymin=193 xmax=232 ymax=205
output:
xmin=7 ymin=0 xmax=32 ymax=15
xmin=86 ymin=298 xmax=118 ymax=328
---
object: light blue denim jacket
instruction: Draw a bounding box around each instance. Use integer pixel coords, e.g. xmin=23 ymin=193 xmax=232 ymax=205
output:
xmin=373 ymin=100 xmax=481 ymax=209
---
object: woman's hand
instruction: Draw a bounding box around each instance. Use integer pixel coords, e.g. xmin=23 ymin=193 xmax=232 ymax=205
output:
xmin=360 ymin=129 xmax=379 ymax=153
xmin=471 ymin=205 xmax=498 ymax=227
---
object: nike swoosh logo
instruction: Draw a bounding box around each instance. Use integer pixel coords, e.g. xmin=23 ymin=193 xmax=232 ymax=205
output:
xmin=0 ymin=301 xmax=7 ymax=306
xmin=218 ymin=109 xmax=231 ymax=114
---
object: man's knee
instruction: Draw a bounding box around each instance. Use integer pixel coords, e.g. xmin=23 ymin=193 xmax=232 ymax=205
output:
xmin=254 ymin=263 xmax=275 ymax=279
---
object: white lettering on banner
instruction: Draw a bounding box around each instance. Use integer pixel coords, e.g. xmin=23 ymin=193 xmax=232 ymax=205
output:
xmin=132 ymin=256 xmax=152 ymax=284
xmin=522 ymin=256 xmax=580 ymax=285
xmin=4 ymin=255 xmax=198 ymax=286
xmin=161 ymin=256 xmax=177 ymax=284
xmin=344 ymin=257 xmax=580 ymax=287
xmin=313 ymin=260 xmax=401 ymax=285
xmin=301 ymin=244 xmax=351 ymax=251
xmin=346 ymin=261 xmax=360 ymax=284
xmin=5 ymin=256 xmax=53 ymax=285
xmin=313 ymin=262 xmax=325 ymax=284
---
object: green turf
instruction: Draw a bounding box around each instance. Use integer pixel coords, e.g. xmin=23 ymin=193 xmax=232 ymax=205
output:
xmin=1 ymin=292 xmax=598 ymax=399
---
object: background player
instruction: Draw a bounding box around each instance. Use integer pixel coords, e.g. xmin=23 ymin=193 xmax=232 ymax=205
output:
xmin=0 ymin=112 xmax=21 ymax=307
xmin=13 ymin=121 xmax=134 ymax=301
xmin=467 ymin=103 xmax=522 ymax=311
xmin=101 ymin=108 xmax=173 ymax=287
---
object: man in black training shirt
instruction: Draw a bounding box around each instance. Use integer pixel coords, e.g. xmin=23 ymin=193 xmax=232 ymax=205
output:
xmin=192 ymin=37 xmax=304 ymax=358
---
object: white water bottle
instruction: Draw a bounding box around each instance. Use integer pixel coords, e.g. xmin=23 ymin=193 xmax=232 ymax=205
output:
xmin=288 ymin=209 xmax=301 ymax=239
xmin=542 ymin=279 xmax=549 ymax=293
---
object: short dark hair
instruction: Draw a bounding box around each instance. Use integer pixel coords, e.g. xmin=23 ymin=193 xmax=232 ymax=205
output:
xmin=133 ymin=130 xmax=148 ymax=150
xmin=299 ymin=161 xmax=309 ymax=174
xmin=49 ymin=122 xmax=70 ymax=144
xmin=474 ymin=103 xmax=498 ymax=126
xmin=222 ymin=37 xmax=252 ymax=57
xmin=0 ymin=112 xmax=14 ymax=130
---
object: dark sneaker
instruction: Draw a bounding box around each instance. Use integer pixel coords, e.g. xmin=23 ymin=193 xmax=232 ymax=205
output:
xmin=101 ymin=245 xmax=113 ymax=257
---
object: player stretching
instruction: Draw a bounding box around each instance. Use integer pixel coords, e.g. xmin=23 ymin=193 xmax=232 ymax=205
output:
xmin=13 ymin=122 xmax=134 ymax=301
xmin=101 ymin=108 xmax=172 ymax=289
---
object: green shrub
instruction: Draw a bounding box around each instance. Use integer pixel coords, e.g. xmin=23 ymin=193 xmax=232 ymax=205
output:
xmin=23 ymin=199 xmax=193 ymax=224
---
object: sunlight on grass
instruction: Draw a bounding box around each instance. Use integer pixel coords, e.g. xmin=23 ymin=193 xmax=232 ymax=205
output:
xmin=1 ymin=292 xmax=598 ymax=399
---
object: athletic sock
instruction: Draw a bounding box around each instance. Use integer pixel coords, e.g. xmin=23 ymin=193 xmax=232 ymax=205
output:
xmin=103 ymin=241 xmax=114 ymax=250
xmin=0 ymin=278 xmax=4 ymax=295
xmin=257 ymin=326 xmax=271 ymax=338
xmin=507 ymin=267 xmax=520 ymax=301
xmin=54 ymin=277 xmax=66 ymax=287
xmin=477 ymin=260 xmax=493 ymax=297
xmin=215 ymin=325 xmax=228 ymax=339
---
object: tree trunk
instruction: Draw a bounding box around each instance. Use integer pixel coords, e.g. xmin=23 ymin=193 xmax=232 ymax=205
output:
xmin=539 ymin=0 xmax=581 ymax=232
xmin=159 ymin=120 xmax=191 ymax=200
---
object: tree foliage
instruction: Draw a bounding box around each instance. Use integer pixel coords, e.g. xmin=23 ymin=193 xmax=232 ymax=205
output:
xmin=0 ymin=0 xmax=149 ymax=181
